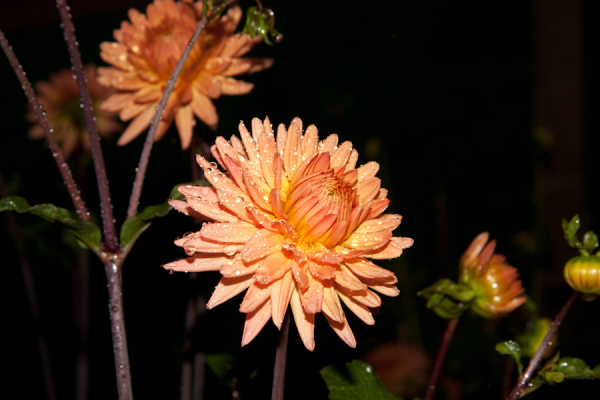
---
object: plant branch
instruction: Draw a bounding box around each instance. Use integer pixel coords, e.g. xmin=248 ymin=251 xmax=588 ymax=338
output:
xmin=272 ymin=310 xmax=291 ymax=400
xmin=0 ymin=29 xmax=89 ymax=221
xmin=424 ymin=317 xmax=459 ymax=400
xmin=126 ymin=0 xmax=234 ymax=219
xmin=105 ymin=261 xmax=133 ymax=400
xmin=505 ymin=292 xmax=578 ymax=400
xmin=56 ymin=0 xmax=118 ymax=252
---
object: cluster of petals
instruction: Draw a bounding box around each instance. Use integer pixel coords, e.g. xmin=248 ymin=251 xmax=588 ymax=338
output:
xmin=28 ymin=65 xmax=120 ymax=159
xmin=459 ymin=232 xmax=526 ymax=318
xmin=98 ymin=0 xmax=273 ymax=149
xmin=164 ymin=117 xmax=413 ymax=350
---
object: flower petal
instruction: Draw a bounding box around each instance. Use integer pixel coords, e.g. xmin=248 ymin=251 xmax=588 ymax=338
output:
xmin=241 ymin=229 xmax=284 ymax=263
xmin=290 ymin=289 xmax=315 ymax=351
xmin=163 ymin=254 xmax=230 ymax=272
xmin=206 ymin=275 xmax=253 ymax=309
xmin=241 ymin=299 xmax=272 ymax=346
xmin=270 ymin=272 xmax=294 ymax=329
xmin=323 ymin=314 xmax=356 ymax=348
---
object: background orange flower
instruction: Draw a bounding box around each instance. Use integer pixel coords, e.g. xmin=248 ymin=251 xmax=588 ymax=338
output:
xmin=27 ymin=65 xmax=120 ymax=159
xmin=98 ymin=0 xmax=273 ymax=149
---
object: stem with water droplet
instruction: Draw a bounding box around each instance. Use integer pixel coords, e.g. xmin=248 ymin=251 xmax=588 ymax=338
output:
xmin=505 ymin=292 xmax=578 ymax=400
xmin=127 ymin=0 xmax=235 ymax=219
xmin=105 ymin=260 xmax=133 ymax=400
xmin=272 ymin=310 xmax=291 ymax=400
xmin=56 ymin=0 xmax=119 ymax=252
xmin=0 ymin=29 xmax=89 ymax=221
xmin=424 ymin=317 xmax=459 ymax=400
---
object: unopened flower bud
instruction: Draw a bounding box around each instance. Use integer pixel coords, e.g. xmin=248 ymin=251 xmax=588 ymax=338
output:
xmin=563 ymin=255 xmax=600 ymax=300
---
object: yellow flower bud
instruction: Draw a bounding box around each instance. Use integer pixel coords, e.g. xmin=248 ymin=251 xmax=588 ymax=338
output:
xmin=563 ymin=255 xmax=600 ymax=299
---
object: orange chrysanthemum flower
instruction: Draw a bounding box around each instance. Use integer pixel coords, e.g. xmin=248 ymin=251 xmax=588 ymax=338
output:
xmin=98 ymin=0 xmax=274 ymax=149
xmin=28 ymin=65 xmax=120 ymax=159
xmin=459 ymin=232 xmax=526 ymax=318
xmin=164 ymin=117 xmax=413 ymax=350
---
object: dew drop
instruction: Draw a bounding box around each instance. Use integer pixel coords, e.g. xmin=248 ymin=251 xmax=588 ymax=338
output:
xmin=223 ymin=245 xmax=237 ymax=256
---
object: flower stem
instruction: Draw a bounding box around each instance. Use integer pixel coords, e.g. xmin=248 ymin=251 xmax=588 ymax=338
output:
xmin=56 ymin=0 xmax=118 ymax=252
xmin=127 ymin=0 xmax=233 ymax=218
xmin=505 ymin=292 xmax=578 ymax=400
xmin=0 ymin=30 xmax=89 ymax=221
xmin=272 ymin=310 xmax=291 ymax=400
xmin=105 ymin=261 xmax=133 ymax=400
xmin=424 ymin=317 xmax=459 ymax=400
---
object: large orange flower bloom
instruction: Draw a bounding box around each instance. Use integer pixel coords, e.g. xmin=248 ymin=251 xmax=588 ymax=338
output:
xmin=164 ymin=117 xmax=413 ymax=350
xmin=98 ymin=0 xmax=273 ymax=149
xmin=28 ymin=65 xmax=120 ymax=159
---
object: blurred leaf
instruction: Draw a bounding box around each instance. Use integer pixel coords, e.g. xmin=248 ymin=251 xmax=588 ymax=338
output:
xmin=583 ymin=231 xmax=599 ymax=253
xmin=120 ymin=180 xmax=208 ymax=254
xmin=563 ymin=215 xmax=582 ymax=249
xmin=522 ymin=354 xmax=600 ymax=397
xmin=205 ymin=353 xmax=235 ymax=379
xmin=516 ymin=317 xmax=556 ymax=359
xmin=418 ymin=278 xmax=474 ymax=319
xmin=495 ymin=340 xmax=523 ymax=375
xmin=320 ymin=360 xmax=402 ymax=400
xmin=0 ymin=195 xmax=101 ymax=253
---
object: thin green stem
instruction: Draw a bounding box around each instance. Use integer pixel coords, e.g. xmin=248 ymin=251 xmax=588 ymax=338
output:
xmin=505 ymin=292 xmax=578 ymax=400
xmin=424 ymin=318 xmax=459 ymax=400
xmin=272 ymin=310 xmax=291 ymax=400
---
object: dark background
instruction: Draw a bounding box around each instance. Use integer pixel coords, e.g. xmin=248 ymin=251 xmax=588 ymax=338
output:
xmin=1 ymin=0 xmax=600 ymax=399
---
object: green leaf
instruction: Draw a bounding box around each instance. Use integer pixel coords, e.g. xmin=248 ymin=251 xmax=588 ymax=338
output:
xmin=320 ymin=360 xmax=402 ymax=400
xmin=242 ymin=3 xmax=282 ymax=45
xmin=563 ymin=215 xmax=582 ymax=249
xmin=583 ymin=231 xmax=599 ymax=253
xmin=418 ymin=279 xmax=475 ymax=319
xmin=521 ymin=354 xmax=600 ymax=397
xmin=495 ymin=340 xmax=523 ymax=375
xmin=119 ymin=180 xmax=208 ymax=254
xmin=0 ymin=196 xmax=101 ymax=253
